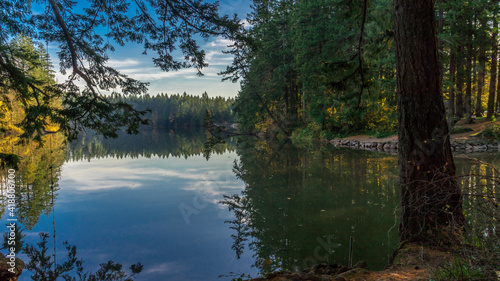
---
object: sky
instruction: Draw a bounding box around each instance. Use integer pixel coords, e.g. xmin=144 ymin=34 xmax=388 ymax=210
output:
xmin=47 ymin=0 xmax=254 ymax=99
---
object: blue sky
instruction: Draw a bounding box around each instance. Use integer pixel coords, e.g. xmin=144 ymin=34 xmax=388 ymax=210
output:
xmin=47 ymin=0 xmax=253 ymax=99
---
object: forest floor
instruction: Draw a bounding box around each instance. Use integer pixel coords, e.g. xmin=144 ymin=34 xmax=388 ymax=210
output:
xmin=244 ymin=243 xmax=483 ymax=281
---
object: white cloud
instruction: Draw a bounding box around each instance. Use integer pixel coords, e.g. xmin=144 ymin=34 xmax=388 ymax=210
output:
xmin=143 ymin=261 xmax=186 ymax=274
xmin=60 ymin=157 xmax=240 ymax=192
xmin=45 ymin=32 xmax=242 ymax=97
xmin=108 ymin=58 xmax=142 ymax=68
xmin=207 ymin=38 xmax=233 ymax=48
xmin=120 ymin=67 xmax=200 ymax=81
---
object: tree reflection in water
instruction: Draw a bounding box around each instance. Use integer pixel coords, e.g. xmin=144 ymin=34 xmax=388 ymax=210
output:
xmin=0 ymin=133 xmax=65 ymax=230
xmin=221 ymin=138 xmax=401 ymax=274
xmin=221 ymin=139 xmax=500 ymax=276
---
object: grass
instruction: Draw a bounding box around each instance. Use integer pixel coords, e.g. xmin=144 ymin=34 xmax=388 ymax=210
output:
xmin=430 ymin=257 xmax=488 ymax=281
xmin=366 ymin=130 xmax=395 ymax=138
xmin=476 ymin=124 xmax=500 ymax=141
xmin=450 ymin=126 xmax=474 ymax=134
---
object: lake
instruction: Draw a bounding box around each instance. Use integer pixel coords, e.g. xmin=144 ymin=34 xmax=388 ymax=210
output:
xmin=1 ymin=129 xmax=499 ymax=280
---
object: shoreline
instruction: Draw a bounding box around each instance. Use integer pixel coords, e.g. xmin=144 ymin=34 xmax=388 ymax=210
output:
xmin=328 ymin=135 xmax=499 ymax=153
xmin=326 ymin=118 xmax=500 ymax=153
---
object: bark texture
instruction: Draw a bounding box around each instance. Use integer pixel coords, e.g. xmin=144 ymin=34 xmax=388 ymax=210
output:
xmin=393 ymin=0 xmax=465 ymax=246
xmin=447 ymin=49 xmax=456 ymax=128
xmin=487 ymin=32 xmax=498 ymax=120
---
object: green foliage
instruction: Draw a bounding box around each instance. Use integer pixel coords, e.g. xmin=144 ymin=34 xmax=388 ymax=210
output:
xmin=224 ymin=0 xmax=397 ymax=137
xmin=225 ymin=0 xmax=500 ymax=139
xmin=290 ymin=124 xmax=321 ymax=143
xmin=1 ymin=133 xmax=66 ymax=229
xmin=476 ymin=124 xmax=500 ymax=140
xmin=431 ymin=257 xmax=486 ymax=281
xmin=0 ymin=35 xmax=64 ymax=143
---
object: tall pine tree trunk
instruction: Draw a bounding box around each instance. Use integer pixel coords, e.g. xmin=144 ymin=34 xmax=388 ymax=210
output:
xmin=394 ymin=0 xmax=465 ymax=246
xmin=496 ymin=60 xmax=500 ymax=113
xmin=464 ymin=21 xmax=473 ymax=124
xmin=487 ymin=23 xmax=498 ymax=120
xmin=476 ymin=25 xmax=486 ymax=117
xmin=448 ymin=49 xmax=456 ymax=128
xmin=455 ymin=44 xmax=465 ymax=119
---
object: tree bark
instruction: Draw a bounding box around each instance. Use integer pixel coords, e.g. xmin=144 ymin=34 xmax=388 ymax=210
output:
xmin=476 ymin=20 xmax=486 ymax=117
xmin=455 ymin=44 xmax=465 ymax=119
xmin=464 ymin=20 xmax=473 ymax=124
xmin=393 ymin=0 xmax=465 ymax=246
xmin=447 ymin=49 xmax=456 ymax=129
xmin=487 ymin=24 xmax=498 ymax=120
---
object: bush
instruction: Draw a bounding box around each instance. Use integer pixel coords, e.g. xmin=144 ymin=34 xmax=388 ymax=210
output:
xmin=431 ymin=257 xmax=486 ymax=281
xmin=476 ymin=124 xmax=500 ymax=140
xmin=450 ymin=126 xmax=474 ymax=134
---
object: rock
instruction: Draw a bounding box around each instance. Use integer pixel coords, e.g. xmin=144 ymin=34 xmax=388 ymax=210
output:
xmin=390 ymin=142 xmax=398 ymax=149
xmin=335 ymin=268 xmax=368 ymax=279
xmin=473 ymin=145 xmax=487 ymax=152
xmin=353 ymin=261 xmax=368 ymax=269
xmin=337 ymin=266 xmax=349 ymax=274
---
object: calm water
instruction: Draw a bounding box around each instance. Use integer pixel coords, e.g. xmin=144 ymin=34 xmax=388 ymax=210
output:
xmin=1 ymin=130 xmax=498 ymax=280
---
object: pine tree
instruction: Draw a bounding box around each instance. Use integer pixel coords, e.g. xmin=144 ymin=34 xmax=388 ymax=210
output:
xmin=394 ymin=0 xmax=465 ymax=246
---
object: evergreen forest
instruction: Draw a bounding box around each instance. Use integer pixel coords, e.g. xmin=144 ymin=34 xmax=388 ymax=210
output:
xmin=224 ymin=0 xmax=500 ymax=139
xmin=110 ymin=93 xmax=234 ymax=129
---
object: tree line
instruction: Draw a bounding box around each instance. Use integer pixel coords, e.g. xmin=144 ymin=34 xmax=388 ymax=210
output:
xmin=110 ymin=92 xmax=234 ymax=129
xmin=67 ymin=129 xmax=236 ymax=161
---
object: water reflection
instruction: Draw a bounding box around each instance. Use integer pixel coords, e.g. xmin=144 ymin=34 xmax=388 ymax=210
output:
xmin=222 ymin=141 xmax=500 ymax=275
xmin=1 ymin=130 xmax=499 ymax=280
xmin=0 ymin=133 xmax=65 ymax=230
xmin=67 ymin=128 xmax=236 ymax=161
xmin=455 ymin=155 xmax=500 ymax=249
xmin=223 ymin=139 xmax=401 ymax=273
